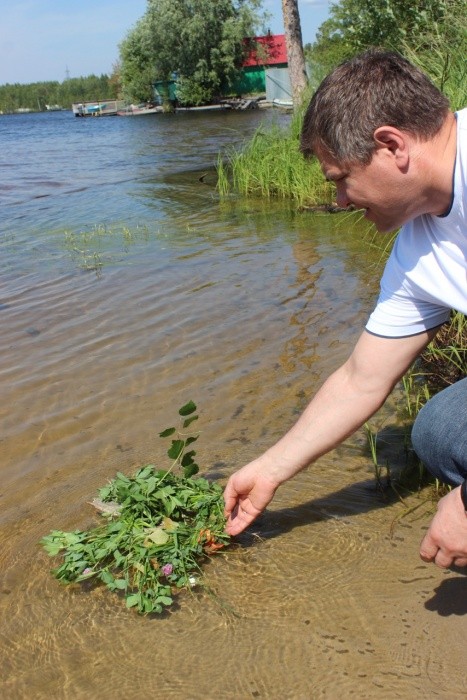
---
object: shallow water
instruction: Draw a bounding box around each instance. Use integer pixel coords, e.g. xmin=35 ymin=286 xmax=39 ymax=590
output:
xmin=0 ymin=110 xmax=465 ymax=699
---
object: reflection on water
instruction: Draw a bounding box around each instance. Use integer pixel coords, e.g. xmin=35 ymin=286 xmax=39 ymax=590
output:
xmin=0 ymin=111 xmax=465 ymax=699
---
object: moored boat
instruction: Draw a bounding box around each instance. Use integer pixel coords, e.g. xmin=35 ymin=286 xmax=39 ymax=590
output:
xmin=117 ymin=103 xmax=163 ymax=116
xmin=72 ymin=100 xmax=126 ymax=117
xmin=175 ymin=104 xmax=232 ymax=112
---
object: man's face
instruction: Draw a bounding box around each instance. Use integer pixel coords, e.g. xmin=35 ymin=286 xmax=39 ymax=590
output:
xmin=315 ymin=146 xmax=414 ymax=233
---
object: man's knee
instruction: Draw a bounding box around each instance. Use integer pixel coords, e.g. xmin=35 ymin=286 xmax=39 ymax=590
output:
xmin=412 ymin=398 xmax=443 ymax=477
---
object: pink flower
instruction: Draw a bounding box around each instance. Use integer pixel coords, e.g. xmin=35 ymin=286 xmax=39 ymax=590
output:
xmin=161 ymin=564 xmax=173 ymax=576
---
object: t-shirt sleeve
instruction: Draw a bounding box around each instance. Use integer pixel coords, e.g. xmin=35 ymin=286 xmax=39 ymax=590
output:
xmin=366 ymin=289 xmax=451 ymax=337
xmin=365 ymin=248 xmax=451 ymax=338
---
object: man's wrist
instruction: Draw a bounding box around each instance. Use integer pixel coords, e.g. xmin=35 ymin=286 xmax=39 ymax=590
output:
xmin=460 ymin=479 xmax=467 ymax=513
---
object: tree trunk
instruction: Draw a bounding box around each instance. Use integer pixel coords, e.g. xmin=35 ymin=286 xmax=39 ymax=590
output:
xmin=281 ymin=0 xmax=308 ymax=108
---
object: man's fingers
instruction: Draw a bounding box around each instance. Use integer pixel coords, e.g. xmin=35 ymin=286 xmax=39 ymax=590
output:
xmin=420 ymin=541 xmax=453 ymax=568
xmin=226 ymin=509 xmax=253 ymax=536
xmin=420 ymin=531 xmax=467 ymax=569
xmin=225 ymin=498 xmax=263 ymax=536
xmin=419 ymin=532 xmax=438 ymax=562
xmin=434 ymin=550 xmax=454 ymax=568
xmin=223 ymin=491 xmax=237 ymax=518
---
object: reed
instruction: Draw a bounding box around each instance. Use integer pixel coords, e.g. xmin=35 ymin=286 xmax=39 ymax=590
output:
xmin=402 ymin=10 xmax=467 ymax=111
xmin=62 ymin=223 xmax=150 ymax=273
xmin=217 ymin=98 xmax=336 ymax=206
xmin=415 ymin=312 xmax=467 ymax=394
xmin=218 ymin=124 xmax=335 ymax=206
xmin=364 ymin=422 xmax=391 ymax=490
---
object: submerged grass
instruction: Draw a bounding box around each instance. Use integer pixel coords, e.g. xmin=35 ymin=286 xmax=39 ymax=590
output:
xmin=63 ymin=223 xmax=151 ymax=273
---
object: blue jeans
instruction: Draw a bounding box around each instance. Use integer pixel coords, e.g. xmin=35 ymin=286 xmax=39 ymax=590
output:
xmin=411 ymin=377 xmax=467 ymax=486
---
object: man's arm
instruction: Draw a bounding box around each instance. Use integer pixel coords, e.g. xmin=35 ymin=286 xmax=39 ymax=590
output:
xmin=224 ymin=327 xmax=439 ymax=535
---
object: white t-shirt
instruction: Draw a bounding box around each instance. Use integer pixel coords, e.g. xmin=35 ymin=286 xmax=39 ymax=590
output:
xmin=366 ymin=108 xmax=467 ymax=338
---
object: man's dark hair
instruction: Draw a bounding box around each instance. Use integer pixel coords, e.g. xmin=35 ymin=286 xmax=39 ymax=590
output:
xmin=300 ymin=49 xmax=450 ymax=165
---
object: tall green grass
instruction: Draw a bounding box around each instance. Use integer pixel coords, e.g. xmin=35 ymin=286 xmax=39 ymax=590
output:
xmin=402 ymin=9 xmax=467 ymax=111
xmin=217 ymin=124 xmax=335 ymax=205
xmin=217 ymin=95 xmax=336 ymax=206
xmin=408 ymin=312 xmax=467 ymax=401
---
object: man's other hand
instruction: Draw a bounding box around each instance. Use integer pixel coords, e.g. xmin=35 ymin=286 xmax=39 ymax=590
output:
xmin=420 ymin=486 xmax=467 ymax=568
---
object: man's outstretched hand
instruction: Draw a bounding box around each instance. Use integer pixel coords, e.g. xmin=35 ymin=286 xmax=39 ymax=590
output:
xmin=224 ymin=461 xmax=280 ymax=536
xmin=420 ymin=486 xmax=467 ymax=568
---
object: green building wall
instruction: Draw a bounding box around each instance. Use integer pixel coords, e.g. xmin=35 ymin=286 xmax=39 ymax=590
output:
xmin=227 ymin=66 xmax=266 ymax=96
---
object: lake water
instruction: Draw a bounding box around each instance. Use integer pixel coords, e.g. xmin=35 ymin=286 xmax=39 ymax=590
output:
xmin=0 ymin=109 xmax=465 ymax=699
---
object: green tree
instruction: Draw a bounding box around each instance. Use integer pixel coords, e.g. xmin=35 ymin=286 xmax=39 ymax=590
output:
xmin=330 ymin=0 xmax=446 ymax=52
xmin=109 ymin=62 xmax=123 ymax=99
xmin=0 ymin=75 xmax=118 ymax=113
xmin=119 ymin=0 xmax=264 ymax=106
xmin=119 ymin=15 xmax=159 ymax=103
xmin=307 ymin=0 xmax=466 ymax=78
xmin=304 ymin=16 xmax=353 ymax=88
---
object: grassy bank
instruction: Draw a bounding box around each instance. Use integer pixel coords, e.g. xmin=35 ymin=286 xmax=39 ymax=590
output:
xmin=217 ymin=23 xmax=466 ymax=205
xmin=217 ymin=124 xmax=333 ymax=206
xmin=217 ymin=101 xmax=335 ymax=208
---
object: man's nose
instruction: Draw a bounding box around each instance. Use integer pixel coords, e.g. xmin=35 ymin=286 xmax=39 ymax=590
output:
xmin=335 ymin=186 xmax=351 ymax=208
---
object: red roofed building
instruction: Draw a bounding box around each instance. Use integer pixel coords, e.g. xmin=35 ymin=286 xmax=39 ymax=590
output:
xmin=242 ymin=34 xmax=288 ymax=68
xmin=228 ymin=34 xmax=292 ymax=104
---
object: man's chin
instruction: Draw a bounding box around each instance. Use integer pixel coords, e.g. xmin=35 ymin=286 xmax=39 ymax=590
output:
xmin=364 ymin=209 xmax=401 ymax=233
xmin=370 ymin=216 xmax=400 ymax=234
xmin=374 ymin=222 xmax=395 ymax=233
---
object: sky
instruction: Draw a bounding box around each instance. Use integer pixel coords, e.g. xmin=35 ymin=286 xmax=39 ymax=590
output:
xmin=0 ymin=0 xmax=331 ymax=86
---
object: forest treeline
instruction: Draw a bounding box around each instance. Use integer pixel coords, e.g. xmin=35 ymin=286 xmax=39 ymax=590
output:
xmin=0 ymin=0 xmax=265 ymax=112
xmin=3 ymin=0 xmax=465 ymax=113
xmin=0 ymin=74 xmax=118 ymax=113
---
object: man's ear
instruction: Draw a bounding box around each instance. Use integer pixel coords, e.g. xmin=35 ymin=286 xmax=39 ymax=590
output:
xmin=373 ymin=126 xmax=409 ymax=169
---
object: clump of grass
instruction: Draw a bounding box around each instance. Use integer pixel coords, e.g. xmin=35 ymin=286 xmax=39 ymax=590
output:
xmin=402 ymin=9 xmax=467 ymax=111
xmin=217 ymin=124 xmax=335 ymax=206
xmin=217 ymin=95 xmax=335 ymax=206
xmin=401 ymin=311 xmax=467 ymax=419
xmin=419 ymin=312 xmax=467 ymax=390
xmin=41 ymin=402 xmax=229 ymax=616
xmin=364 ymin=422 xmax=390 ymax=491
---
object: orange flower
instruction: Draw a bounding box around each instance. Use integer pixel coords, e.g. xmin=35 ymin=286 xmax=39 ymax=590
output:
xmin=197 ymin=528 xmax=224 ymax=553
